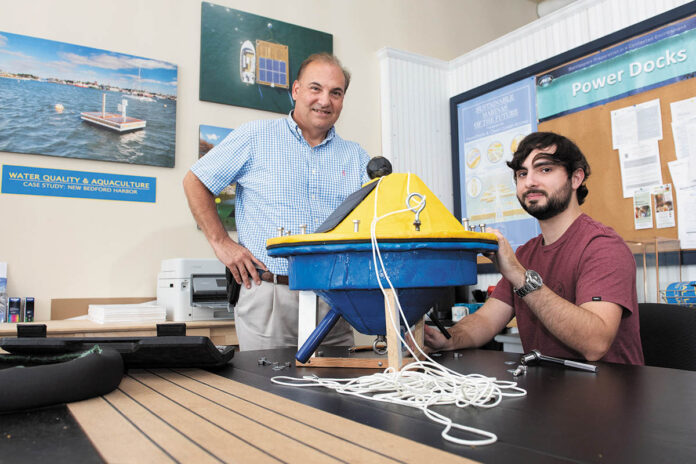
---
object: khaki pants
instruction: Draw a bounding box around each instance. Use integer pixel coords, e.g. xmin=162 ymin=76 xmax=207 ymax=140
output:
xmin=234 ymin=281 xmax=354 ymax=351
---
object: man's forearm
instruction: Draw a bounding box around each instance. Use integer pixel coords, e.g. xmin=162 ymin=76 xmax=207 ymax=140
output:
xmin=447 ymin=299 xmax=513 ymax=350
xmin=522 ymin=287 xmax=618 ymax=360
xmin=183 ymin=171 xmax=230 ymax=248
xmin=448 ymin=314 xmax=494 ymax=349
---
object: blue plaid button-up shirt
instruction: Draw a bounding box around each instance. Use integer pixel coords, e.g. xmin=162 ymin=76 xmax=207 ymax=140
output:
xmin=192 ymin=114 xmax=370 ymax=275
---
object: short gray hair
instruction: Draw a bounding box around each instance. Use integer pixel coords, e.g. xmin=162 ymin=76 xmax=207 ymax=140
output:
xmin=296 ymin=52 xmax=351 ymax=92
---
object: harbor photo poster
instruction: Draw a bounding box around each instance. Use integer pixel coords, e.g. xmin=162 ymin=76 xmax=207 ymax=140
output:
xmin=199 ymin=124 xmax=236 ymax=230
xmin=0 ymin=31 xmax=177 ymax=168
xmin=200 ymin=2 xmax=332 ymax=114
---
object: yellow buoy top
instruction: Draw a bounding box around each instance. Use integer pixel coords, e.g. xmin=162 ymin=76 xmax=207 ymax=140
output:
xmin=267 ymin=173 xmax=497 ymax=246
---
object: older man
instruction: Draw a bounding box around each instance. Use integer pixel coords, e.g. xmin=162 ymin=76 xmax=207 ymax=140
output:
xmin=184 ymin=53 xmax=370 ymax=350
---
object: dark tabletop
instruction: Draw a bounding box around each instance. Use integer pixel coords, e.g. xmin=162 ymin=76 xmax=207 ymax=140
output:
xmin=2 ymin=348 xmax=696 ymax=463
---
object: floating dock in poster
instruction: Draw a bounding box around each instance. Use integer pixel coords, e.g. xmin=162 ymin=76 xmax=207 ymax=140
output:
xmin=81 ymin=93 xmax=146 ymax=132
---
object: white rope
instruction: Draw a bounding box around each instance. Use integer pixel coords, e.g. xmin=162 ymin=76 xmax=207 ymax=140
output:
xmin=272 ymin=174 xmax=526 ymax=446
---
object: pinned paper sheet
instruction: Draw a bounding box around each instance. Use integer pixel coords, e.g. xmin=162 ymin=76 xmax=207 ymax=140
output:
xmin=633 ymin=189 xmax=653 ymax=230
xmin=653 ymin=184 xmax=675 ymax=229
xmin=670 ymin=96 xmax=696 ymax=122
xmin=668 ymin=159 xmax=696 ymax=249
xmin=668 ymin=158 xmax=692 ymax=188
xmin=671 ymin=96 xmax=696 ymax=162
xmin=611 ymin=99 xmax=663 ymax=149
xmin=671 ymin=119 xmax=696 ymax=160
xmin=674 ymin=184 xmax=696 ymax=249
xmin=619 ymin=140 xmax=663 ymax=198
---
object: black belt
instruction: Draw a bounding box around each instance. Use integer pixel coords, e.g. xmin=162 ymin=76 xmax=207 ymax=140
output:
xmin=259 ymin=271 xmax=289 ymax=285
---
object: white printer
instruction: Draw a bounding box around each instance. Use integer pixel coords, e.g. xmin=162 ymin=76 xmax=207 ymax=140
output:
xmin=157 ymin=258 xmax=233 ymax=321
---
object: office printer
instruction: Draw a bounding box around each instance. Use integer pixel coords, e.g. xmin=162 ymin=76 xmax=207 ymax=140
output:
xmin=157 ymin=258 xmax=233 ymax=321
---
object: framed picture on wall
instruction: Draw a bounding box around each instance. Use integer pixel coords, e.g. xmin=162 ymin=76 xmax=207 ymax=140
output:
xmin=0 ymin=31 xmax=178 ymax=168
xmin=200 ymin=2 xmax=333 ymax=114
xmin=199 ymin=124 xmax=236 ymax=231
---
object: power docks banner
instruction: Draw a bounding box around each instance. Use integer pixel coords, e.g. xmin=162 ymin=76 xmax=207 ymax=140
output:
xmin=537 ymin=16 xmax=696 ymax=121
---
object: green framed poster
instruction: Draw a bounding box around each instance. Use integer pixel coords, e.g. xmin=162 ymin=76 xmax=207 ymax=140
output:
xmin=200 ymin=2 xmax=333 ymax=114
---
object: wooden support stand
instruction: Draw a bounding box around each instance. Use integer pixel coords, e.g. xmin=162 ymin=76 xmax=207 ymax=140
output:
xmin=296 ymin=289 xmax=425 ymax=369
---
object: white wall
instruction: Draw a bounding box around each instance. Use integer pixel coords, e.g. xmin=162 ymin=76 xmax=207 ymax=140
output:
xmin=0 ymin=0 xmax=538 ymax=320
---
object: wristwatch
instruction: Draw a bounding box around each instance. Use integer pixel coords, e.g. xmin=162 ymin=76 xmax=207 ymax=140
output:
xmin=514 ymin=270 xmax=543 ymax=297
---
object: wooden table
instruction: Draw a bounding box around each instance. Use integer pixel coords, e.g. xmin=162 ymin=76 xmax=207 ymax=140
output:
xmin=2 ymin=348 xmax=696 ymax=463
xmin=0 ymin=319 xmax=237 ymax=346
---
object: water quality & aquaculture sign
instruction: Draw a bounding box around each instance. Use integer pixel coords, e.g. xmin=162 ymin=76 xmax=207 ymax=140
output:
xmin=2 ymin=165 xmax=156 ymax=203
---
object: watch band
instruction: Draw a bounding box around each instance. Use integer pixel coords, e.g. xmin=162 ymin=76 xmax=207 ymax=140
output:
xmin=514 ymin=270 xmax=543 ymax=298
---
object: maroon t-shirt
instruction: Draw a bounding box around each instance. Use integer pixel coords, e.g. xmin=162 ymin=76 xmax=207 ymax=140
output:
xmin=491 ymin=214 xmax=644 ymax=365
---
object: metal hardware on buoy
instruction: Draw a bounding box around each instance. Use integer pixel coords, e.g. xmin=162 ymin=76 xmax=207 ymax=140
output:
xmin=406 ymin=192 xmax=426 ymax=232
xmin=373 ymin=335 xmax=387 ymax=355
xmin=353 ymin=219 xmax=360 ymax=232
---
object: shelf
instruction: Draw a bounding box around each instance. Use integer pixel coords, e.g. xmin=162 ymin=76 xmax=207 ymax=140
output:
xmin=625 ymin=238 xmax=682 ymax=303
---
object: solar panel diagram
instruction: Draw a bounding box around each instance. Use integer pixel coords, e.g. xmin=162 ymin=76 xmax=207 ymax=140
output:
xmin=237 ymin=40 xmax=290 ymax=89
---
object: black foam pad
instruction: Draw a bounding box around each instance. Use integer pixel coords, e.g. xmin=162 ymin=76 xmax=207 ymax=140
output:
xmin=0 ymin=348 xmax=124 ymax=412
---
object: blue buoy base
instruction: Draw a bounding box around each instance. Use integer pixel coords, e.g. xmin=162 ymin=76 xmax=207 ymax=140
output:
xmin=316 ymin=287 xmax=447 ymax=335
xmin=286 ymin=248 xmax=481 ymax=290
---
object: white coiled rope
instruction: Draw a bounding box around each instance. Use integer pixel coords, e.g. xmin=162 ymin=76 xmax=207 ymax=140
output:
xmin=272 ymin=174 xmax=526 ymax=446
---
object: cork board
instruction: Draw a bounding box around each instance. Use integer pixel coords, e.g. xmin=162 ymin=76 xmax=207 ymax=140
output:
xmin=538 ymin=77 xmax=692 ymax=242
xmin=535 ymin=10 xmax=696 ymax=244
xmin=450 ymin=6 xmax=696 ymax=247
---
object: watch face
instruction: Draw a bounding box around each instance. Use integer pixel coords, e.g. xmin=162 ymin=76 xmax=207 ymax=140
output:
xmin=528 ymin=270 xmax=543 ymax=287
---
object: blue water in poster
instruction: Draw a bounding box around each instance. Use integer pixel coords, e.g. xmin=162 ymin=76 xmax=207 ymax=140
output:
xmin=2 ymin=165 xmax=156 ymax=203
xmin=0 ymin=30 xmax=177 ymax=168
xmin=457 ymin=77 xmax=540 ymax=249
xmin=0 ymin=80 xmax=176 ymax=167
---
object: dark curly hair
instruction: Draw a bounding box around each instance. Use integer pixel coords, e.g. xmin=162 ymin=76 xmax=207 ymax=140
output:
xmin=507 ymin=132 xmax=591 ymax=205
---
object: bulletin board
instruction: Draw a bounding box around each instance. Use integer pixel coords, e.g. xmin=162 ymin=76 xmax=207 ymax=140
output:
xmin=538 ymin=78 xmax=692 ymax=242
xmin=450 ymin=2 xmax=696 ymax=245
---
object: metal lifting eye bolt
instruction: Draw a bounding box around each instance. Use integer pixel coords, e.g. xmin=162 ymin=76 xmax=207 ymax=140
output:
xmin=373 ymin=335 xmax=387 ymax=355
xmin=277 ymin=227 xmax=284 ymax=237
xmin=353 ymin=219 xmax=360 ymax=232
xmin=406 ymin=192 xmax=426 ymax=232
xmin=461 ymin=217 xmax=470 ymax=231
